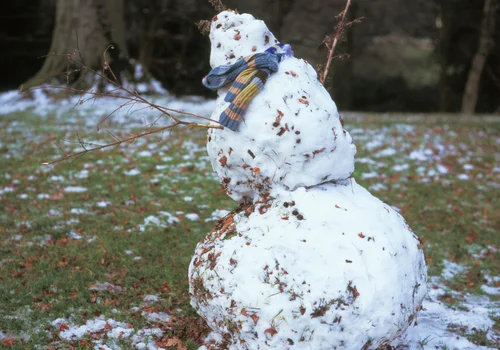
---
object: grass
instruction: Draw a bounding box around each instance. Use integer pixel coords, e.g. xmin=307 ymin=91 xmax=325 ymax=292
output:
xmin=0 ymin=109 xmax=499 ymax=349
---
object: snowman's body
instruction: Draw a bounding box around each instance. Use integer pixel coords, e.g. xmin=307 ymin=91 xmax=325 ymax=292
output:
xmin=189 ymin=10 xmax=427 ymax=349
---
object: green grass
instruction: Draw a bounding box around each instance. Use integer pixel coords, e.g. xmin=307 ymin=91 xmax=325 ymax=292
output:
xmin=0 ymin=110 xmax=499 ymax=348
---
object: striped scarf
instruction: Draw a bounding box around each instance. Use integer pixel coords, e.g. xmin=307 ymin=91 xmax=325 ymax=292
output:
xmin=203 ymin=43 xmax=292 ymax=131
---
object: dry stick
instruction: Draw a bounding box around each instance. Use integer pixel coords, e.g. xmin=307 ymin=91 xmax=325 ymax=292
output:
xmin=30 ymin=46 xmax=223 ymax=164
xmin=320 ymin=0 xmax=352 ymax=85
xmin=42 ymin=124 xmax=180 ymax=165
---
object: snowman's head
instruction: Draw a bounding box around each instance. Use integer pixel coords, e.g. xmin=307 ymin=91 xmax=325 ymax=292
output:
xmin=209 ymin=10 xmax=279 ymax=67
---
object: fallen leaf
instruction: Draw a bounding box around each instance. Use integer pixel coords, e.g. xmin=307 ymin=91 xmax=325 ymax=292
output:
xmin=250 ymin=313 xmax=259 ymax=325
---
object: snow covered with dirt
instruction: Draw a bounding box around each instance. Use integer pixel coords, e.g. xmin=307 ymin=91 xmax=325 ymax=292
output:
xmin=190 ymin=10 xmax=428 ymax=350
xmin=206 ymin=10 xmax=356 ymax=203
xmin=190 ymin=181 xmax=427 ymax=349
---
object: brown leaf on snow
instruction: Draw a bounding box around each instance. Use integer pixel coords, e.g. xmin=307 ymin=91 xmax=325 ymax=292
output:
xmin=265 ymin=327 xmax=278 ymax=337
xmin=299 ymin=305 xmax=306 ymax=315
xmin=58 ymin=323 xmax=69 ymax=332
xmin=219 ymin=156 xmax=227 ymax=167
xmin=250 ymin=313 xmax=259 ymax=325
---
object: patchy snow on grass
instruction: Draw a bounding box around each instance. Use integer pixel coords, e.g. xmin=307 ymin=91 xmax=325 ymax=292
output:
xmin=143 ymin=295 xmax=160 ymax=303
xmin=481 ymin=285 xmax=500 ymax=295
xmin=139 ymin=215 xmax=165 ymax=232
xmin=64 ymin=186 xmax=87 ymax=193
xmin=395 ymin=281 xmax=500 ymax=349
xmin=436 ymin=164 xmax=449 ymax=174
xmin=74 ymin=169 xmax=89 ymax=179
xmin=137 ymin=150 xmax=152 ymax=157
xmin=0 ymin=187 xmax=15 ymax=195
xmin=124 ymin=168 xmax=141 ymax=176
xmin=442 ymin=259 xmax=467 ymax=280
xmin=0 ymin=85 xmax=216 ymax=132
xmin=375 ymin=147 xmax=397 ymax=157
xmin=370 ymin=183 xmax=387 ymax=191
xmin=141 ymin=311 xmax=171 ymax=324
xmin=361 ymin=171 xmax=379 ymax=179
xmin=89 ymin=282 xmax=125 ymax=294
xmin=157 ymin=211 xmax=180 ymax=225
xmin=50 ymin=175 xmax=65 ymax=182
xmin=185 ymin=213 xmax=199 ymax=221
xmin=51 ymin=316 xmax=148 ymax=344
xmin=392 ymin=163 xmax=409 ymax=172
xmin=70 ymin=208 xmax=88 ymax=215
xmin=68 ymin=231 xmax=83 ymax=240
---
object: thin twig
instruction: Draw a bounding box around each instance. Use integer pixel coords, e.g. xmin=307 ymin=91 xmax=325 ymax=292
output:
xmin=43 ymin=124 xmax=174 ymax=165
xmin=26 ymin=44 xmax=223 ymax=165
xmin=320 ymin=0 xmax=352 ymax=85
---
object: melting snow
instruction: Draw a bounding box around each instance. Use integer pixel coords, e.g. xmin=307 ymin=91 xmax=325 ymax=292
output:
xmin=442 ymin=260 xmax=466 ymax=280
xmin=97 ymin=200 xmax=111 ymax=207
xmin=481 ymin=285 xmax=500 ymax=295
xmin=124 ymin=169 xmax=141 ymax=176
xmin=64 ymin=186 xmax=87 ymax=193
xmin=185 ymin=213 xmax=199 ymax=221
xmin=392 ymin=164 xmax=409 ymax=172
xmin=395 ymin=282 xmax=500 ymax=349
xmin=70 ymin=208 xmax=88 ymax=215
xmin=89 ymin=282 xmax=125 ymax=294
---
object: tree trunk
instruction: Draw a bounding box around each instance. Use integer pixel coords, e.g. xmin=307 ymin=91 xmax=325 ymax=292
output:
xmin=22 ymin=0 xmax=127 ymax=90
xmin=461 ymin=0 xmax=497 ymax=115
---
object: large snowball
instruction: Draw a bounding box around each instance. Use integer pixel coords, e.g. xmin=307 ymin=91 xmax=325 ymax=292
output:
xmin=206 ymin=11 xmax=356 ymax=203
xmin=189 ymin=181 xmax=427 ymax=349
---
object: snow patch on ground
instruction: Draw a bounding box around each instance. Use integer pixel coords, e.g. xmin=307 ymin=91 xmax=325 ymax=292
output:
xmin=64 ymin=186 xmax=87 ymax=193
xmin=89 ymin=282 xmax=125 ymax=294
xmin=442 ymin=259 xmax=467 ymax=280
xmin=185 ymin=213 xmax=199 ymax=221
xmin=395 ymin=280 xmax=500 ymax=349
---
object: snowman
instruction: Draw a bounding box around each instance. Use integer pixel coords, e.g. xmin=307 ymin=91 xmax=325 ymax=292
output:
xmin=189 ymin=10 xmax=427 ymax=349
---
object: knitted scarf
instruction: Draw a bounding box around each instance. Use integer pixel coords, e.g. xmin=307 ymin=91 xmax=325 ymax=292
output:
xmin=203 ymin=43 xmax=292 ymax=131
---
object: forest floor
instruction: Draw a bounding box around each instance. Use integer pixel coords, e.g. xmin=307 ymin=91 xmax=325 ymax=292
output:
xmin=0 ymin=92 xmax=499 ymax=349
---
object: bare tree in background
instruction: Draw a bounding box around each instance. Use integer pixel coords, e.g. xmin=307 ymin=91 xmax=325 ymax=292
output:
xmin=22 ymin=0 xmax=129 ymax=89
xmin=461 ymin=0 xmax=498 ymax=114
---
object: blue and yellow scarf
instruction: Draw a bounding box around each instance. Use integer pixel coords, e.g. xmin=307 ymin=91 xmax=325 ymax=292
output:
xmin=203 ymin=43 xmax=293 ymax=131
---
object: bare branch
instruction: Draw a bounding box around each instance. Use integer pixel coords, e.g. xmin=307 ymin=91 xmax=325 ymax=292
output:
xmin=320 ymin=0 xmax=352 ymax=85
xmin=29 ymin=44 xmax=224 ymax=165
xmin=208 ymin=0 xmax=227 ymax=12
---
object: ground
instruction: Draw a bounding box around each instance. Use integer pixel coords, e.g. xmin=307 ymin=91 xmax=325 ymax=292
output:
xmin=0 ymin=93 xmax=499 ymax=349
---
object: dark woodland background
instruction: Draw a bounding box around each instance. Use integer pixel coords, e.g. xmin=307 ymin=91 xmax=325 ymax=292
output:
xmin=0 ymin=0 xmax=499 ymax=113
